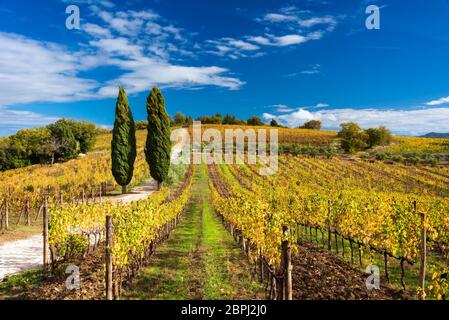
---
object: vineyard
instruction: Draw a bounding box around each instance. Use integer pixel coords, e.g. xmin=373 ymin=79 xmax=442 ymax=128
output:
xmin=1 ymin=126 xmax=449 ymax=300
xmin=208 ymin=155 xmax=449 ymax=299
xmin=0 ymin=131 xmax=149 ymax=230
xmin=384 ymin=136 xmax=449 ymax=155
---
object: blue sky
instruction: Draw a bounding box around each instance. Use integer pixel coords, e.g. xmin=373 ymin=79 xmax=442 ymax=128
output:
xmin=1 ymin=0 xmax=449 ymax=136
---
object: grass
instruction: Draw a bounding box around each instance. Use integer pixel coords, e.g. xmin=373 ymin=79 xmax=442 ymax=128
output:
xmin=0 ymin=269 xmax=43 ymax=299
xmin=123 ymin=164 xmax=264 ymax=300
xmin=0 ymin=224 xmax=42 ymax=245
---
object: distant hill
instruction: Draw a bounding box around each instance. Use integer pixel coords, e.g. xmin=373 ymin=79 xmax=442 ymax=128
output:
xmin=420 ymin=132 xmax=449 ymax=138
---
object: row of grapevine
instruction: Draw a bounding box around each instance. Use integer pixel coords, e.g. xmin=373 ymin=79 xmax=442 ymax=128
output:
xmin=44 ymin=164 xmax=193 ymax=299
xmin=209 ymin=156 xmax=449 ymax=299
xmin=208 ymin=163 xmax=294 ymax=300
xmin=106 ymin=165 xmax=194 ymax=299
xmin=0 ymin=147 xmax=149 ymax=228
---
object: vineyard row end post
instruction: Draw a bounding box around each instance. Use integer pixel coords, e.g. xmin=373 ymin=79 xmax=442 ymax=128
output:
xmin=417 ymin=200 xmax=427 ymax=300
xmin=43 ymin=198 xmax=49 ymax=273
xmin=282 ymin=225 xmax=292 ymax=300
xmin=106 ymin=215 xmax=114 ymax=300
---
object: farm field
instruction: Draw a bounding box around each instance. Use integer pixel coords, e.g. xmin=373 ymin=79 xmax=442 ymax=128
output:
xmin=1 ymin=126 xmax=448 ymax=300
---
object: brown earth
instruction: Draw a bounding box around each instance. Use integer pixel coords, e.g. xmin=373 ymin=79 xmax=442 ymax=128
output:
xmin=292 ymin=241 xmax=409 ymax=300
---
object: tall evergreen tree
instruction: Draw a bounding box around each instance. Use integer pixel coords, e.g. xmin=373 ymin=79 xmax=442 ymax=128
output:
xmin=111 ymin=87 xmax=137 ymax=194
xmin=145 ymin=87 xmax=171 ymax=189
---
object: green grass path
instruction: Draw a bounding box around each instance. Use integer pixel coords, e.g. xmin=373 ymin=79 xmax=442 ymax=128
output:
xmin=123 ymin=165 xmax=264 ymax=300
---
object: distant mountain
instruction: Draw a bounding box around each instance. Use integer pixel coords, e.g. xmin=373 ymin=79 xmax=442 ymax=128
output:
xmin=420 ymin=132 xmax=449 ymax=138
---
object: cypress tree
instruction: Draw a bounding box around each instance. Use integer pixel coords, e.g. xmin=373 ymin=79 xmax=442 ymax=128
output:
xmin=111 ymin=87 xmax=137 ymax=194
xmin=145 ymin=87 xmax=171 ymax=189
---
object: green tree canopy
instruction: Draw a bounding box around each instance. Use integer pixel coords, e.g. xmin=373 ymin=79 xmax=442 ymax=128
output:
xmin=301 ymin=120 xmax=322 ymax=130
xmin=47 ymin=120 xmax=80 ymax=161
xmin=111 ymin=87 xmax=137 ymax=194
xmin=247 ymin=116 xmax=264 ymax=126
xmin=145 ymin=87 xmax=171 ymax=188
xmin=135 ymin=120 xmax=148 ymax=130
xmin=337 ymin=122 xmax=368 ymax=154
xmin=365 ymin=126 xmax=392 ymax=148
xmin=172 ymin=112 xmax=187 ymax=126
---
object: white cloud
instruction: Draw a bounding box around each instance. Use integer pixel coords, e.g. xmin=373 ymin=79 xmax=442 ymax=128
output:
xmin=205 ymin=38 xmax=261 ymax=59
xmin=263 ymin=106 xmax=449 ymax=135
xmin=298 ymin=16 xmax=337 ymax=28
xmin=0 ymin=32 xmax=98 ymax=106
xmin=99 ymin=0 xmax=115 ymax=8
xmin=262 ymin=11 xmax=336 ymax=29
xmin=249 ymin=34 xmax=308 ymax=46
xmin=84 ymin=23 xmax=112 ymax=37
xmin=301 ymin=63 xmax=321 ymax=74
xmin=97 ymin=10 xmax=159 ymax=36
xmin=226 ymin=39 xmax=259 ymax=51
xmin=204 ymin=6 xmax=336 ymax=59
xmin=426 ymin=96 xmax=449 ymax=106
xmin=89 ymin=37 xmax=143 ymax=57
xmin=0 ymin=7 xmax=244 ymax=109
xmin=98 ymin=57 xmax=244 ymax=95
xmin=273 ymin=104 xmax=295 ymax=112
xmin=262 ymin=13 xmax=298 ymax=23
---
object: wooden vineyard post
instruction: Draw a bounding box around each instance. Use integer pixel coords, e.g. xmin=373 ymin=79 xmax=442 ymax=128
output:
xmin=400 ymin=258 xmax=406 ymax=290
xmin=334 ymin=233 xmax=339 ymax=254
xmin=417 ymin=200 xmax=427 ymax=300
xmin=358 ymin=244 xmax=363 ymax=269
xmin=384 ymin=252 xmax=390 ymax=283
xmin=281 ymin=225 xmax=292 ymax=300
xmin=106 ymin=215 xmax=114 ymax=300
xmin=43 ymin=198 xmax=49 ymax=273
xmin=0 ymin=201 xmax=4 ymax=230
xmin=349 ymin=240 xmax=354 ymax=264
xmin=26 ymin=199 xmax=30 ymax=226
xmin=4 ymin=199 xmax=8 ymax=230
xmin=35 ymin=202 xmax=43 ymax=222
xmin=17 ymin=202 xmax=24 ymax=225
xmin=327 ymin=200 xmax=332 ymax=251
xmin=99 ymin=185 xmax=102 ymax=203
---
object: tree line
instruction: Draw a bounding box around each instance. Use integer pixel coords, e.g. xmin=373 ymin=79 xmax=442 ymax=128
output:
xmin=135 ymin=112 xmax=273 ymax=128
xmin=0 ymin=119 xmax=105 ymax=171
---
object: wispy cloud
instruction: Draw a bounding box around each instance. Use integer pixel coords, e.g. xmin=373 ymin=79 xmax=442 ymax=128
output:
xmin=204 ymin=38 xmax=262 ymax=59
xmin=204 ymin=5 xmax=337 ymax=59
xmin=301 ymin=63 xmax=321 ymax=75
xmin=272 ymin=104 xmax=295 ymax=112
xmin=260 ymin=9 xmax=337 ymax=29
xmin=263 ymin=106 xmax=449 ymax=135
xmin=0 ymin=32 xmax=98 ymax=106
xmin=248 ymin=34 xmax=313 ymax=47
xmin=312 ymin=103 xmax=329 ymax=108
xmin=0 ymin=5 xmax=244 ymax=109
xmin=426 ymin=96 xmax=449 ymax=106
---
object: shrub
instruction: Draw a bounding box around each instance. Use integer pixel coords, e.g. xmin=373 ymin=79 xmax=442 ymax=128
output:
xmin=365 ymin=126 xmax=392 ymax=148
xmin=247 ymin=116 xmax=264 ymax=126
xmin=337 ymin=122 xmax=368 ymax=154
xmin=301 ymin=120 xmax=322 ymax=130
xmin=135 ymin=120 xmax=148 ymax=130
